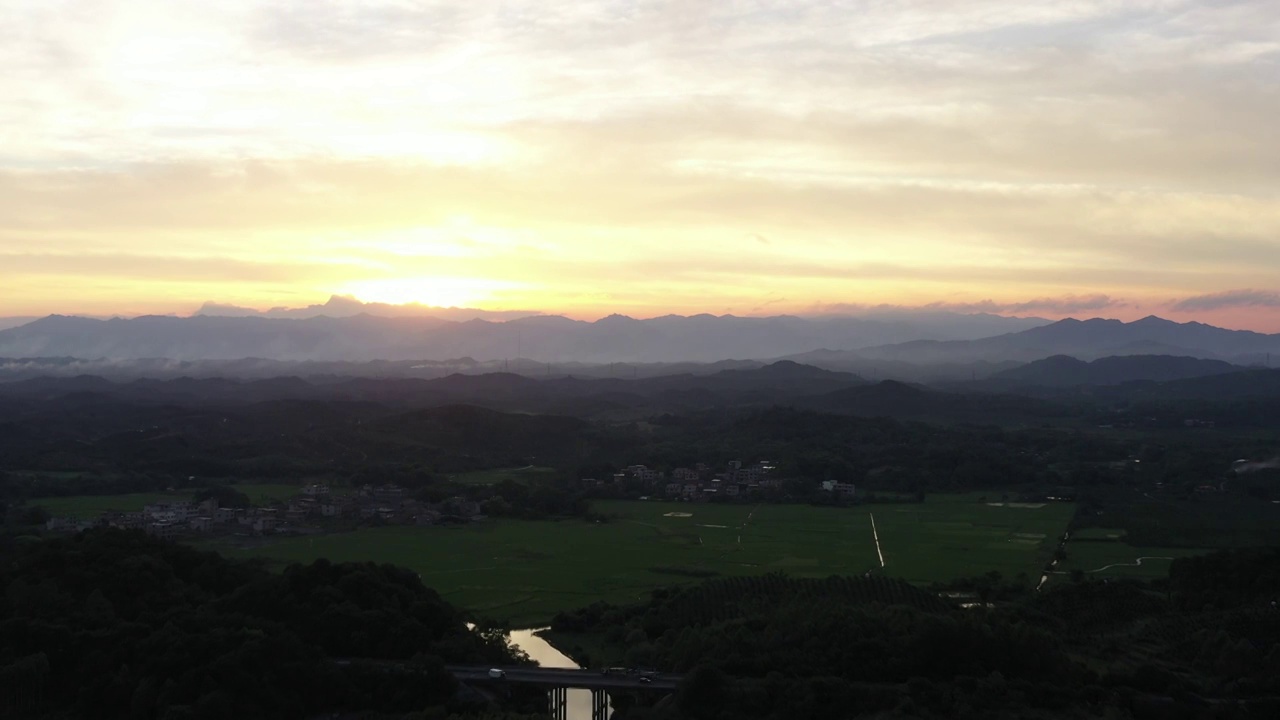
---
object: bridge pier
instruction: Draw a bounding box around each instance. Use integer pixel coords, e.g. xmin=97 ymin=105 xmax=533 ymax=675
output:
xmin=547 ymin=686 xmax=568 ymax=720
xmin=592 ymin=689 xmax=610 ymax=720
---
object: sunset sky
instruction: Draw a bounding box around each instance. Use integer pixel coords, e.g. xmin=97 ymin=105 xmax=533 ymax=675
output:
xmin=2 ymin=1 xmax=1278 ymax=330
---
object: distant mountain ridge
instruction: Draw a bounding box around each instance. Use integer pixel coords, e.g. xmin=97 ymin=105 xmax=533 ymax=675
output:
xmin=847 ymin=316 xmax=1280 ymax=365
xmin=3 ymin=311 xmax=1277 ymax=369
xmin=0 ymin=311 xmax=1047 ymax=363
xmin=988 ymin=354 xmax=1241 ymax=387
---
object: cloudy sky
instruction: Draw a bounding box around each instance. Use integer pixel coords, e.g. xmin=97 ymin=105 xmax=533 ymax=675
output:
xmin=2 ymin=0 xmax=1278 ymax=328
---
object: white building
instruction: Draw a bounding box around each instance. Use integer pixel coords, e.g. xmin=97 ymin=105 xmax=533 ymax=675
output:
xmin=821 ymin=480 xmax=856 ymax=497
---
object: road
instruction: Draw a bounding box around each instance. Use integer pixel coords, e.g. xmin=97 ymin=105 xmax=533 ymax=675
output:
xmin=446 ymin=665 xmax=682 ymax=691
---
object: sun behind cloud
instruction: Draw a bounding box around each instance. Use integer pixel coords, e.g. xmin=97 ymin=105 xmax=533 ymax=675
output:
xmin=1 ymin=2 xmax=1279 ymax=329
xmin=339 ymin=276 xmax=520 ymax=309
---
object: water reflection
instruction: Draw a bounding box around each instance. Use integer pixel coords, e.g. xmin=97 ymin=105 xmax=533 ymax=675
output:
xmin=508 ymin=628 xmax=609 ymax=720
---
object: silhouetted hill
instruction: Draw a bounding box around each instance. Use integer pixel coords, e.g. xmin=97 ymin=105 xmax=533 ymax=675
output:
xmin=799 ymin=380 xmax=1064 ymax=423
xmin=1112 ymin=368 xmax=1280 ymax=401
xmin=778 ymin=348 xmax=1023 ymax=382
xmin=989 ymin=354 xmax=1240 ymax=387
xmin=372 ymin=404 xmax=591 ymax=466
xmin=0 ymin=362 xmax=865 ymax=418
xmin=855 ymin=316 xmax=1280 ymax=365
xmin=633 ymin=361 xmax=865 ymax=399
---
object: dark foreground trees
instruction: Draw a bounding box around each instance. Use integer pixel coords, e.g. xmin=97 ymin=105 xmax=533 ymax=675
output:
xmin=0 ymin=529 xmax=523 ymax=719
xmin=552 ymin=559 xmax=1280 ymax=720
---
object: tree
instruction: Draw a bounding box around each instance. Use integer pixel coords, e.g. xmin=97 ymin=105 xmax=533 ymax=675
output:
xmin=678 ymin=665 xmax=731 ymax=719
xmin=192 ymin=485 xmax=250 ymax=509
xmin=20 ymin=505 xmax=50 ymax=525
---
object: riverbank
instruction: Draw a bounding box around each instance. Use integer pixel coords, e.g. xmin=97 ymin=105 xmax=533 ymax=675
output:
xmin=537 ymin=629 xmax=628 ymax=670
xmin=508 ymin=629 xmax=621 ymax=720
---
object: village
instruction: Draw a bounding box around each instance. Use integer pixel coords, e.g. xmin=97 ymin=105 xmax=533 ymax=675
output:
xmin=44 ymin=483 xmax=485 ymax=538
xmin=585 ymin=459 xmax=856 ymax=500
xmin=41 ymin=459 xmax=863 ymax=538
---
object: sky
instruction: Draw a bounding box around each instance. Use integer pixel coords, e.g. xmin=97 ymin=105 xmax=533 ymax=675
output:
xmin=2 ymin=1 xmax=1278 ymax=330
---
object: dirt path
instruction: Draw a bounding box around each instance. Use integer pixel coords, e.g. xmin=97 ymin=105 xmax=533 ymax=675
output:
xmin=737 ymin=504 xmax=760 ymax=545
xmin=1091 ymin=556 xmax=1174 ymax=573
xmin=869 ymin=513 xmax=886 ymax=568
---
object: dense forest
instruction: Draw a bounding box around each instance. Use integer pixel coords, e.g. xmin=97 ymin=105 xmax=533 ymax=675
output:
xmin=549 ymin=554 xmax=1280 ymax=719
xmin=0 ymin=529 xmax=539 ymax=719
xmin=4 ymin=390 xmax=1274 ymax=504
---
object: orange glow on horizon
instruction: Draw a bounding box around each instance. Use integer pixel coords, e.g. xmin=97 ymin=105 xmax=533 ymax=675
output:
xmin=338 ymin=277 xmax=523 ymax=310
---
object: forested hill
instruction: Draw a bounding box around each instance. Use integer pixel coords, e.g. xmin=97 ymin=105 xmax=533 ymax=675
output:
xmin=987 ymin=354 xmax=1240 ymax=387
xmin=0 ymin=530 xmax=527 ymax=719
xmin=549 ymin=552 xmax=1280 ymax=719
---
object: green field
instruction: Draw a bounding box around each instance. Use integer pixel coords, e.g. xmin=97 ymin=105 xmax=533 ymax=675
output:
xmin=1057 ymin=541 xmax=1209 ymax=579
xmin=33 ymin=484 xmax=304 ymax=517
xmin=1070 ymin=527 xmax=1127 ymax=541
xmin=448 ymin=466 xmax=559 ymax=485
xmin=206 ymin=496 xmax=1075 ymax=626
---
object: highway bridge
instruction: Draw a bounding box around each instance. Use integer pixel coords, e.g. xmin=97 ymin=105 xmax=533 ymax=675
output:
xmin=445 ymin=665 xmax=682 ymax=720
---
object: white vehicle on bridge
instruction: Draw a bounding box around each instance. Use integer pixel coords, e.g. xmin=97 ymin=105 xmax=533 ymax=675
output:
xmin=488 ymin=668 xmax=506 ymax=679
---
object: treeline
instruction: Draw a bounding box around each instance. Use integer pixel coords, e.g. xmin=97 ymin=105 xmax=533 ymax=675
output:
xmin=0 ymin=400 xmax=628 ymax=490
xmin=638 ymin=407 xmax=1132 ymax=494
xmin=0 ymin=470 xmax=175 ymax=502
xmin=0 ymin=530 xmax=530 ymax=719
xmin=388 ymin=476 xmax=592 ymax=521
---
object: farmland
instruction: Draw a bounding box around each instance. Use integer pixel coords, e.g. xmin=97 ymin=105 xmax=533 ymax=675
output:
xmin=207 ymin=495 xmax=1075 ymax=626
xmin=1057 ymin=539 xmax=1209 ymax=579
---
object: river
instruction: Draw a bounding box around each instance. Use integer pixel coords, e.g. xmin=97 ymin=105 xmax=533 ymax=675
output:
xmin=508 ymin=628 xmax=612 ymax=720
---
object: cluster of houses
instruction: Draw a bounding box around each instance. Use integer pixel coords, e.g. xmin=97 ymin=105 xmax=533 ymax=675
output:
xmin=583 ymin=460 xmax=807 ymax=500
xmin=44 ymin=483 xmax=486 ymax=538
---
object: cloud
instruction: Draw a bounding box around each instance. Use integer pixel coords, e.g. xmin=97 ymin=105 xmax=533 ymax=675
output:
xmin=809 ymin=294 xmax=1124 ymax=317
xmin=1 ymin=1 xmax=1279 ymax=324
xmin=0 ymin=251 xmax=344 ymax=284
xmin=1171 ymin=289 xmax=1280 ymax=312
xmin=195 ymin=295 xmax=539 ymax=322
xmin=928 ymin=295 xmax=1125 ymax=315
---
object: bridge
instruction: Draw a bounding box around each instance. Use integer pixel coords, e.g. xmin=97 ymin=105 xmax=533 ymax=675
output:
xmin=446 ymin=665 xmax=682 ymax=720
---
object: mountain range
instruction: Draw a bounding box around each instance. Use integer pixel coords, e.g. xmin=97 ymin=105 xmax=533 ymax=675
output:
xmin=0 ymin=311 xmax=1277 ymax=371
xmin=843 ymin=316 xmax=1280 ymax=365
xmin=0 ymin=310 xmax=1047 ymax=364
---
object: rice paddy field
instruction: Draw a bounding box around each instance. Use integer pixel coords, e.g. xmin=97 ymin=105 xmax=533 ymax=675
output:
xmin=1057 ymin=538 xmax=1210 ymax=579
xmin=207 ymin=495 xmax=1076 ymax=625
